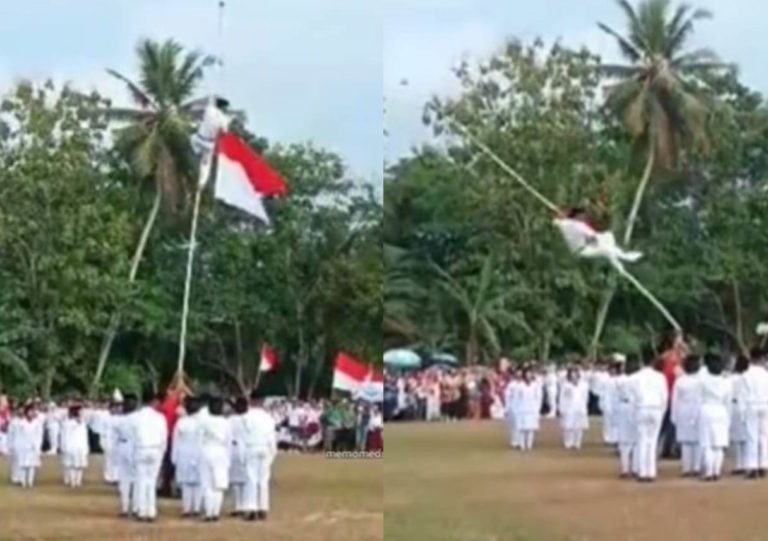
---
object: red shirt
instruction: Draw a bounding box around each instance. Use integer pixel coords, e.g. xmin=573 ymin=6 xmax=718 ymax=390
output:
xmin=156 ymin=395 xmax=180 ymax=441
xmin=659 ymin=350 xmax=681 ymax=400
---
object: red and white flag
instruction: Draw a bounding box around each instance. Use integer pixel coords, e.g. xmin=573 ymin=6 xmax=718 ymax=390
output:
xmin=332 ymin=352 xmax=383 ymax=399
xmin=214 ymin=132 xmax=288 ymax=224
xmin=259 ymin=343 xmax=279 ymax=373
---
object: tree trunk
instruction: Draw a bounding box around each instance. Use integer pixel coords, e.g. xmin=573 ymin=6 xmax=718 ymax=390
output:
xmin=41 ymin=367 xmax=55 ymax=401
xmin=90 ymin=187 xmax=162 ymax=396
xmin=732 ymin=277 xmax=748 ymax=356
xmin=590 ymin=146 xmax=655 ymax=357
xmin=294 ymin=302 xmax=305 ymax=399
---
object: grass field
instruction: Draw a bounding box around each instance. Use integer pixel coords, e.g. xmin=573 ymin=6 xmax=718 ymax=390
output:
xmin=0 ymin=452 xmax=382 ymax=541
xmin=385 ymin=419 xmax=768 ymax=541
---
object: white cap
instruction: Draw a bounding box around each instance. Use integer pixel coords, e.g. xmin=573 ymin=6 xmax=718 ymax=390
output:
xmin=612 ymin=353 xmax=626 ymax=363
xmin=112 ymin=388 xmax=123 ymax=403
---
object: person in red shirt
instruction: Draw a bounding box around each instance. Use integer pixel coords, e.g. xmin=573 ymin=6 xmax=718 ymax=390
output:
xmin=155 ymin=374 xmax=190 ymax=498
xmin=656 ymin=332 xmax=689 ymax=459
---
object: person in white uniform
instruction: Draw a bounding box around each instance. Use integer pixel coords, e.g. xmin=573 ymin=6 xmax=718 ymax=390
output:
xmin=698 ymin=354 xmax=733 ymax=481
xmin=239 ymin=391 xmax=278 ymax=521
xmin=729 ymin=355 xmax=749 ymax=475
xmin=129 ymin=391 xmax=168 ymax=522
xmin=601 ymin=363 xmax=620 ymax=446
xmin=741 ymin=351 xmax=768 ymax=479
xmin=615 ymin=358 xmax=639 ymax=478
xmin=190 ymin=393 xmax=212 ymax=515
xmin=44 ymin=402 xmax=63 ymax=455
xmin=7 ymin=408 xmax=23 ymax=485
xmin=16 ymin=405 xmax=44 ymax=488
xmin=101 ymin=403 xmax=120 ymax=484
xmin=516 ymin=366 xmax=542 ymax=452
xmin=503 ymin=372 xmax=521 ymax=449
xmin=60 ymin=405 xmax=89 ymax=487
xmin=199 ymin=396 xmax=232 ymax=521
xmin=228 ymin=397 xmax=249 ymax=517
xmin=630 ymin=352 xmax=668 ymax=482
xmin=671 ymin=355 xmax=702 ymax=477
xmin=172 ymin=396 xmax=203 ymax=518
xmin=114 ymin=395 xmax=138 ymax=517
xmin=559 ymin=367 xmax=589 ymax=450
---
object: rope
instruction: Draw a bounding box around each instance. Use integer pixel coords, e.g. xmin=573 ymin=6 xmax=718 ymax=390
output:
xmin=451 ymin=119 xmax=682 ymax=333
xmin=450 ymin=121 xmax=560 ymax=213
xmin=615 ymin=262 xmax=682 ymax=332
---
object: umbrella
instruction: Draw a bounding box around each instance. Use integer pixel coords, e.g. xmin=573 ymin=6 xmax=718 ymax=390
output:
xmin=383 ymin=349 xmax=421 ymax=369
xmin=427 ymin=352 xmax=458 ymax=366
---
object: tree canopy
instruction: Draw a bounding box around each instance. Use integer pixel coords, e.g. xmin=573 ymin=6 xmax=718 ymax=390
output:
xmin=0 ymin=42 xmax=382 ymax=399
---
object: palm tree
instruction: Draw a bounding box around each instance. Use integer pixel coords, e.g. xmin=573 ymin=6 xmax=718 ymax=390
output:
xmin=91 ymin=38 xmax=214 ymax=394
xmin=590 ymin=0 xmax=727 ymax=354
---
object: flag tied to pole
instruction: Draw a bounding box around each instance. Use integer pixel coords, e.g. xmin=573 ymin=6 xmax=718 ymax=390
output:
xmin=214 ymin=132 xmax=289 ymax=224
xmin=333 ymin=352 xmax=383 ymax=401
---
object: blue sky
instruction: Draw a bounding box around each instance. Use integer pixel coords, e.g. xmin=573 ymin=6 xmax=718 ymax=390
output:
xmin=2 ymin=1 xmax=765 ymax=182
xmin=384 ymin=0 xmax=768 ymax=163
xmin=0 ymin=0 xmax=382 ymax=184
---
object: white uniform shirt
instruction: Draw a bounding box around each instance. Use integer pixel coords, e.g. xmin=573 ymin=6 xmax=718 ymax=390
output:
xmin=631 ymin=366 xmax=668 ymax=410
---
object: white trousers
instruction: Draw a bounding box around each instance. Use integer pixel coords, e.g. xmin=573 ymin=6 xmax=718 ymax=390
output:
xmin=104 ymin=449 xmax=119 ymax=483
xmin=10 ymin=453 xmax=22 ymax=484
xmin=635 ymin=408 xmax=663 ymax=479
xmin=619 ymin=443 xmax=634 ymax=475
xmin=518 ymin=430 xmax=535 ymax=451
xmin=231 ymin=483 xmax=245 ymax=512
xmin=64 ymin=467 xmax=84 ymax=487
xmin=242 ymin=454 xmax=273 ymax=512
xmin=134 ymin=448 xmax=163 ymax=519
xmin=47 ymin=427 xmax=60 ymax=454
xmin=680 ymin=443 xmax=699 ymax=474
xmin=21 ymin=466 xmax=36 ymax=488
xmin=744 ymin=408 xmax=768 ymax=471
xmin=701 ymin=446 xmax=725 ymax=478
xmin=180 ymin=483 xmax=200 ymax=514
xmin=731 ymin=441 xmax=746 ymax=471
xmin=563 ymin=429 xmax=584 ymax=450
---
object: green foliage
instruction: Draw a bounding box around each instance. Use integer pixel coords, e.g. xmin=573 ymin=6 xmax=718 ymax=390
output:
xmin=0 ymin=75 xmax=382 ymax=399
xmin=385 ymin=33 xmax=768 ymax=364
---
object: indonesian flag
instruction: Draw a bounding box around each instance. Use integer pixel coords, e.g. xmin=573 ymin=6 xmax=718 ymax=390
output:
xmin=332 ymin=352 xmax=383 ymax=398
xmin=215 ymin=132 xmax=288 ymax=224
xmin=259 ymin=343 xmax=279 ymax=373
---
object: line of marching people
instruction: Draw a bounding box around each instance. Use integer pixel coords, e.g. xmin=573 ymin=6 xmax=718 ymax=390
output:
xmin=504 ymin=346 xmax=768 ymax=483
xmin=3 ymin=389 xmax=278 ymax=523
xmin=503 ymin=364 xmax=593 ymax=452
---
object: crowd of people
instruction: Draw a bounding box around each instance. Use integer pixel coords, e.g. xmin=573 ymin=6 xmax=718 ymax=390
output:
xmin=387 ymin=334 xmax=768 ymax=484
xmin=0 ymin=388 xmax=383 ymax=523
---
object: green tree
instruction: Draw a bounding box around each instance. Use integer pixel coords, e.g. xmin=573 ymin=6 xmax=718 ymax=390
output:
xmin=92 ymin=38 xmax=214 ymax=393
xmin=592 ymin=0 xmax=727 ymax=353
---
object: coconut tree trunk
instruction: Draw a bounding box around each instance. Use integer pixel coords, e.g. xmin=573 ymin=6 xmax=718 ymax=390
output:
xmin=90 ymin=187 xmax=162 ymax=396
xmin=590 ymin=146 xmax=655 ymax=359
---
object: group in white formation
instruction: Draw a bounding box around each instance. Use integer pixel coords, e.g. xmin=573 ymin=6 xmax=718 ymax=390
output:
xmin=3 ymin=390 xmax=278 ymax=523
xmin=504 ymin=351 xmax=768 ymax=482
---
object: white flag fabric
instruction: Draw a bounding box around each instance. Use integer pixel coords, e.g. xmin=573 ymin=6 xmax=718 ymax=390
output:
xmin=214 ymin=132 xmax=288 ymax=224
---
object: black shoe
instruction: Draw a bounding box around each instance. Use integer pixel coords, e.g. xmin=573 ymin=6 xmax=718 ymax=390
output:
xmin=759 ymin=469 xmax=766 ymax=478
xmin=747 ymin=471 xmax=760 ymax=480
xmin=230 ymin=511 xmax=242 ymax=517
xmin=257 ymin=511 xmax=268 ymax=521
xmin=244 ymin=512 xmax=257 ymax=521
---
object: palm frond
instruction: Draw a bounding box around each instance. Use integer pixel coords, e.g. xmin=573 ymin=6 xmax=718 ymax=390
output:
xmin=597 ymin=22 xmax=643 ymax=62
xmin=615 ymin=0 xmax=651 ymax=53
xmin=105 ymin=68 xmax=155 ymax=109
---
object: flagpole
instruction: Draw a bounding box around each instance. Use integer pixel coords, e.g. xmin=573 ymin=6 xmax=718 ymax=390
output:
xmin=176 ymin=0 xmax=226 ymax=378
